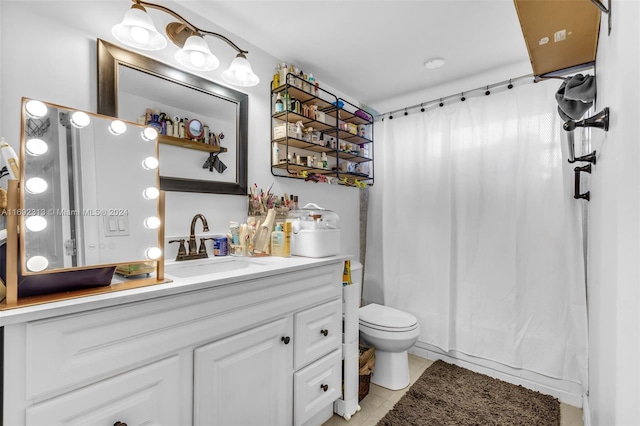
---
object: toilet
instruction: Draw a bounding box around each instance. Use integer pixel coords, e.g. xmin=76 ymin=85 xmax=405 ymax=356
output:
xmin=359 ymin=303 xmax=420 ymax=390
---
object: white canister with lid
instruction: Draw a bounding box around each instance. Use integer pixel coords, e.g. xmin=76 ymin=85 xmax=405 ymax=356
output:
xmin=287 ymin=203 xmax=340 ymax=258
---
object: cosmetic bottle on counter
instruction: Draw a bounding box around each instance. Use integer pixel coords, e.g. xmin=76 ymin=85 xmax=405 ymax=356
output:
xmin=283 ymin=222 xmax=292 ymax=257
xmin=271 ymin=223 xmax=285 ymax=257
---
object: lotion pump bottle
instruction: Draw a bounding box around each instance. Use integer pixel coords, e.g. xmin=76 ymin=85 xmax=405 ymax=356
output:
xmin=271 ymin=223 xmax=285 ymax=257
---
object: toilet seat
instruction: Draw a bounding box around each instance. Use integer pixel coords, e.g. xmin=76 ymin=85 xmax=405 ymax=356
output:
xmin=359 ymin=303 xmax=418 ymax=332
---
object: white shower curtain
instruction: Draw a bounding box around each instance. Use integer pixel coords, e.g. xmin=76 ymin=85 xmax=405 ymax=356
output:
xmin=366 ymin=79 xmax=588 ymax=386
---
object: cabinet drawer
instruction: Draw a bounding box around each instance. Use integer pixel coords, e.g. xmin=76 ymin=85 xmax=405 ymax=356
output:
xmin=25 ymin=355 xmax=183 ymax=426
xmin=294 ymin=298 xmax=342 ymax=369
xmin=293 ymin=349 xmax=342 ymax=426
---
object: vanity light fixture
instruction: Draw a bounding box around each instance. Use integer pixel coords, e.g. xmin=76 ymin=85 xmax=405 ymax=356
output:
xmin=142 ymin=156 xmax=159 ymax=170
xmin=25 ymin=177 xmax=48 ymax=195
xmin=141 ymin=126 xmax=158 ymax=141
xmin=144 ymin=216 xmax=161 ymax=229
xmin=143 ymin=186 xmax=160 ymax=200
xmin=25 ymin=100 xmax=48 ymax=119
xmin=109 ymin=119 xmax=127 ymax=136
xmin=25 ymin=138 xmax=48 ymax=156
xmin=145 ymin=246 xmax=162 ymax=260
xmin=70 ymin=111 xmax=91 ymax=129
xmin=25 ymin=216 xmax=48 ymax=232
xmin=112 ymin=0 xmax=260 ymax=86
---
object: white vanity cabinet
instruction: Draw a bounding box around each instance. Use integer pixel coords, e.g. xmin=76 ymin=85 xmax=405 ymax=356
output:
xmin=2 ymin=259 xmax=345 ymax=426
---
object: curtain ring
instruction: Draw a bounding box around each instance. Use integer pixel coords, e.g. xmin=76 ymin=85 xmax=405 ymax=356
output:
xmin=485 ymin=86 xmax=490 ymax=96
xmin=508 ymin=79 xmax=514 ymax=89
xmin=404 ymin=108 xmax=408 ymax=116
xmin=439 ymin=98 xmax=444 ymax=107
xmin=420 ymin=103 xmax=425 ymax=112
xmin=461 ymin=92 xmax=466 ymax=102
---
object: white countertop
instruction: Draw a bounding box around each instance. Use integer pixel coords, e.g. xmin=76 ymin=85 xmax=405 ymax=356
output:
xmin=0 ymin=254 xmax=350 ymax=326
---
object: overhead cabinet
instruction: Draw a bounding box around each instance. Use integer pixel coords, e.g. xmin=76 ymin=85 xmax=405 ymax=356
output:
xmin=514 ymin=0 xmax=601 ymax=76
xmin=271 ymin=73 xmax=374 ymax=187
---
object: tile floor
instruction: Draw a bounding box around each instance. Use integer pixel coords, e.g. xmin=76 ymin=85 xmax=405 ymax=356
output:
xmin=323 ymin=354 xmax=584 ymax=426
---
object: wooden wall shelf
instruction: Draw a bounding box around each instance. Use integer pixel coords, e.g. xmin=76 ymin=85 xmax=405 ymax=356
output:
xmin=514 ymin=0 xmax=601 ymax=76
xmin=159 ymin=134 xmax=227 ymax=153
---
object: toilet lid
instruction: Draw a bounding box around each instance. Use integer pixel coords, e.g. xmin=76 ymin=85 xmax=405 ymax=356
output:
xmin=359 ymin=303 xmax=418 ymax=330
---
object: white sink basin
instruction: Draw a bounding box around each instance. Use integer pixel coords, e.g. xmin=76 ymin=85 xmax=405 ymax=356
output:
xmin=165 ymin=257 xmax=255 ymax=278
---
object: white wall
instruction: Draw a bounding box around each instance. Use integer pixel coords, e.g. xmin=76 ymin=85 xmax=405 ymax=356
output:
xmin=588 ymin=2 xmax=640 ymax=425
xmin=0 ymin=1 xmax=361 ymax=262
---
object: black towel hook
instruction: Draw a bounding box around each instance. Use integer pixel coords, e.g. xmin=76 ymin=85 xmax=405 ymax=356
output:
xmin=563 ymin=108 xmax=610 ymax=132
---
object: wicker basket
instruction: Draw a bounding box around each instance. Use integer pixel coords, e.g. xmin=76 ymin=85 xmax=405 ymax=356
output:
xmin=358 ymin=374 xmax=371 ymax=402
xmin=358 ymin=343 xmax=375 ymax=401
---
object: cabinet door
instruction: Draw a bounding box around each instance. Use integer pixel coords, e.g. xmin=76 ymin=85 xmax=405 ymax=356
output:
xmin=25 ymin=355 xmax=183 ymax=426
xmin=194 ymin=317 xmax=293 ymax=426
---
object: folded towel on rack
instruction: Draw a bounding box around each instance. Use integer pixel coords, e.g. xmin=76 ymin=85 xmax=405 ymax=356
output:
xmin=555 ymin=73 xmax=596 ymax=121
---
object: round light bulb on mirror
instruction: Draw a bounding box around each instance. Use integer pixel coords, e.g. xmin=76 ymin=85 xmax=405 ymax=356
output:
xmin=70 ymin=111 xmax=91 ymax=128
xmin=109 ymin=119 xmax=127 ymax=135
xmin=25 ymin=177 xmax=48 ymax=194
xmin=143 ymin=187 xmax=160 ymax=200
xmin=25 ymin=100 xmax=48 ymax=119
xmin=25 ymin=138 xmax=49 ymax=156
xmin=25 ymin=215 xmax=48 ymax=232
xmin=145 ymin=246 xmax=162 ymax=260
xmin=26 ymin=255 xmax=49 ymax=272
xmin=142 ymin=156 xmax=159 ymax=170
xmin=144 ymin=216 xmax=161 ymax=229
xmin=141 ymin=127 xmax=158 ymax=141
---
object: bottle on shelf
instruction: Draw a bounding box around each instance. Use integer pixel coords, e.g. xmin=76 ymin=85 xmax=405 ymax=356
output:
xmin=272 ymin=65 xmax=281 ymax=90
xmin=275 ymin=93 xmax=284 ymax=113
xmin=308 ymin=73 xmax=317 ymax=95
xmin=279 ymin=62 xmax=287 ymax=86
xmin=272 ymin=142 xmax=279 ymax=166
xmin=321 ymin=152 xmax=328 ymax=169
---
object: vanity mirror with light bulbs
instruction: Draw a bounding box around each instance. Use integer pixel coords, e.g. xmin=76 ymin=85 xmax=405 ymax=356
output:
xmin=1 ymin=98 xmax=169 ymax=307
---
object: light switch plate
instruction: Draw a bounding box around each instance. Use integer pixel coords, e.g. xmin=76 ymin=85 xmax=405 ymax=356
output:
xmin=104 ymin=215 xmax=130 ymax=237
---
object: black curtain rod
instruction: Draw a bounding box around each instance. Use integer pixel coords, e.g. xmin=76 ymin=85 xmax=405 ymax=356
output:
xmin=379 ymin=62 xmax=596 ymax=120
xmin=379 ymin=74 xmax=533 ymax=120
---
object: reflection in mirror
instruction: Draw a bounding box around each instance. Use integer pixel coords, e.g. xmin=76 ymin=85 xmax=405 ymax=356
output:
xmin=187 ymin=119 xmax=204 ymax=140
xmin=97 ymin=39 xmax=248 ymax=195
xmin=21 ymin=98 xmax=161 ymax=274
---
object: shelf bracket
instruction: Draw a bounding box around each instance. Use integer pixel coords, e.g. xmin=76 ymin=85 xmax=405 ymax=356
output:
xmin=589 ymin=0 xmax=611 ymax=35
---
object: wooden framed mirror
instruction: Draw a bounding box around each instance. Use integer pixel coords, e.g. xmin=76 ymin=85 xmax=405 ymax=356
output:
xmin=97 ymin=39 xmax=248 ymax=195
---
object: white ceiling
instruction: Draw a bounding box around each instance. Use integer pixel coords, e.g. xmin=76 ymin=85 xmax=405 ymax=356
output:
xmin=180 ymin=0 xmax=533 ymax=112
